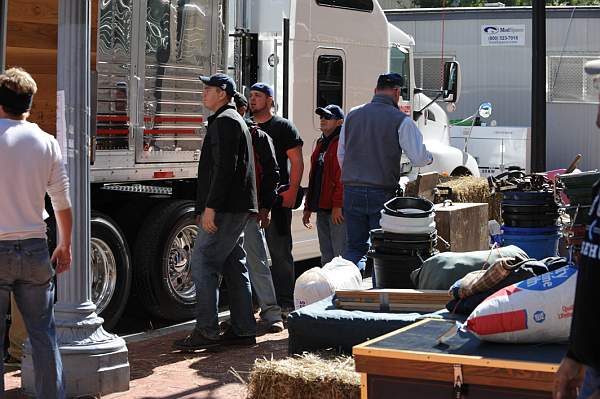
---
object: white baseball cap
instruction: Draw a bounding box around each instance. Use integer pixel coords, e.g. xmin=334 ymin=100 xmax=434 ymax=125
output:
xmin=584 ymin=58 xmax=600 ymax=75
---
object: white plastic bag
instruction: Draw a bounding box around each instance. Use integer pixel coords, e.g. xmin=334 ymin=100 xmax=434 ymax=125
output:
xmin=293 ymin=257 xmax=362 ymax=310
xmin=465 ymin=265 xmax=576 ymax=343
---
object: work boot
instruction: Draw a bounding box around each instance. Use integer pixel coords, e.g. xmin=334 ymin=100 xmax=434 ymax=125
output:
xmin=173 ymin=329 xmax=220 ymax=351
xmin=220 ymin=327 xmax=256 ymax=347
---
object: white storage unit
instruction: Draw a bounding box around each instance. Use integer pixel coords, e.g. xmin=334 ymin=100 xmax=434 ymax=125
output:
xmin=450 ymin=126 xmax=531 ymax=177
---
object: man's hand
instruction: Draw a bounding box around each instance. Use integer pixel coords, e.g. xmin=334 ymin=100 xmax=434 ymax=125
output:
xmin=302 ymin=210 xmax=313 ymax=229
xmin=553 ymin=357 xmax=585 ymax=399
xmin=51 ymin=243 xmax=72 ymax=274
xmin=201 ymin=208 xmax=218 ymax=234
xmin=332 ymin=207 xmax=344 ymax=225
xmin=258 ymin=208 xmax=271 ymax=229
xmin=280 ymin=186 xmax=298 ymax=209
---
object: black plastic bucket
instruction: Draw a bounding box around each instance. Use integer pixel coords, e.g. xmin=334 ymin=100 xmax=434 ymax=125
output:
xmin=368 ymin=250 xmax=437 ymax=288
xmin=370 ymin=229 xmax=437 ymax=254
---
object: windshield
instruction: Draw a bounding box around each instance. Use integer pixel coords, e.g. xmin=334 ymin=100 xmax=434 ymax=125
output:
xmin=390 ymin=46 xmax=410 ymax=101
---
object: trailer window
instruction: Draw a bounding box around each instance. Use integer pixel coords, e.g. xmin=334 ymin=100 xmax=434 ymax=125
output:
xmin=390 ymin=47 xmax=410 ymax=101
xmin=316 ymin=0 xmax=374 ymax=12
xmin=317 ymin=55 xmax=344 ymax=109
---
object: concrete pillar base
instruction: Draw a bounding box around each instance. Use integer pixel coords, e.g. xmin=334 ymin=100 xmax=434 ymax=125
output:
xmin=22 ymin=307 xmax=130 ymax=397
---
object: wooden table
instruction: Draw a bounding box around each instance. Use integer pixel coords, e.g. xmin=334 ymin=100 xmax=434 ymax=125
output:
xmin=353 ymin=318 xmax=566 ymax=398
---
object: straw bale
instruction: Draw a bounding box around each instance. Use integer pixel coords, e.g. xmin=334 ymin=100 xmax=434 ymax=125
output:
xmin=247 ymin=353 xmax=360 ymax=399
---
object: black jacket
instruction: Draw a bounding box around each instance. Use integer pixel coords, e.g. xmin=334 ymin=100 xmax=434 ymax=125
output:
xmin=567 ymin=179 xmax=600 ymax=370
xmin=246 ymin=120 xmax=280 ymax=210
xmin=195 ymin=104 xmax=258 ymax=215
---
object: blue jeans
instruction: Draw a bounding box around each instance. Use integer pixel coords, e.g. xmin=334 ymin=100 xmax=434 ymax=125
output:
xmin=265 ymin=208 xmax=295 ymax=309
xmin=316 ymin=211 xmax=346 ymax=266
xmin=579 ymin=367 xmax=600 ymax=399
xmin=192 ymin=212 xmax=256 ymax=339
xmin=343 ymin=186 xmax=396 ymax=271
xmin=0 ymin=239 xmax=64 ymax=398
xmin=243 ymin=219 xmax=282 ymax=323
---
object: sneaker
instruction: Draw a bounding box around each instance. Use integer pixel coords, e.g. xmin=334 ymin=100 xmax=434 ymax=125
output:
xmin=268 ymin=321 xmax=284 ymax=333
xmin=173 ymin=329 xmax=220 ymax=351
xmin=220 ymin=327 xmax=256 ymax=346
xmin=281 ymin=307 xmax=295 ymax=320
xmin=4 ymin=355 xmax=20 ymax=367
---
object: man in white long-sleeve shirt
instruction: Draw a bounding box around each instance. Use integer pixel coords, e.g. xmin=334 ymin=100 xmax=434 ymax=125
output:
xmin=337 ymin=73 xmax=432 ymax=275
xmin=0 ymin=67 xmax=72 ymax=398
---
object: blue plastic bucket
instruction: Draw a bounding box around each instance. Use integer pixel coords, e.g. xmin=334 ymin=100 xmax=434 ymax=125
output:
xmin=501 ymin=225 xmax=560 ymax=260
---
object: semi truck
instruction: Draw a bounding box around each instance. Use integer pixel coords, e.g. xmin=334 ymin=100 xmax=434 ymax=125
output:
xmin=3 ymin=0 xmax=478 ymax=329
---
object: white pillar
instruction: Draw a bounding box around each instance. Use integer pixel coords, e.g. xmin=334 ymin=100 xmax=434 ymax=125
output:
xmin=21 ymin=1 xmax=129 ymax=396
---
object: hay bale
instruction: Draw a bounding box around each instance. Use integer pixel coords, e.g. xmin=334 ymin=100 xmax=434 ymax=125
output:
xmin=436 ymin=176 xmax=502 ymax=223
xmin=247 ymin=353 xmax=360 ymax=399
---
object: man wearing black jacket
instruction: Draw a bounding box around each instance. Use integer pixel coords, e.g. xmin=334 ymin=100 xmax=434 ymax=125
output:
xmin=234 ymin=92 xmax=284 ymax=333
xmin=554 ymin=58 xmax=600 ymax=399
xmin=173 ymin=74 xmax=258 ymax=350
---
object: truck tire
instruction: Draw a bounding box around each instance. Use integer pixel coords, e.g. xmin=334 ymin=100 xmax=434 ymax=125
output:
xmin=133 ymin=200 xmax=197 ymax=321
xmin=91 ymin=212 xmax=132 ymax=331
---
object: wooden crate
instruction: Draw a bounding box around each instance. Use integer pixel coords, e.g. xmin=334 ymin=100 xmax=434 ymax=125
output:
xmin=354 ymin=318 xmax=564 ymax=399
xmin=435 ymin=202 xmax=489 ymax=252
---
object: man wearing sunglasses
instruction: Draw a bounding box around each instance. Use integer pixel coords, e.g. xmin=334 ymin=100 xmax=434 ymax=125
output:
xmin=303 ymin=104 xmax=346 ymax=266
xmin=554 ymin=58 xmax=600 ymax=399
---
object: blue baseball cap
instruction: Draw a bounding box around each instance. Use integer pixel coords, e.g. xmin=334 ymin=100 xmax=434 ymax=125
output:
xmin=250 ymin=82 xmax=274 ymax=97
xmin=376 ymin=72 xmax=404 ymax=89
xmin=315 ymin=104 xmax=344 ymax=120
xmin=199 ymin=73 xmax=236 ymax=96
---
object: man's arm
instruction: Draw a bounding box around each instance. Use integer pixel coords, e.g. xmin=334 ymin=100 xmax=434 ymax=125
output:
xmin=206 ymin=118 xmax=240 ymax=209
xmin=337 ymin=124 xmax=346 ymax=168
xmin=398 ymin=118 xmax=433 ymax=167
xmin=47 ymin=138 xmax=72 ymax=273
xmin=281 ymin=145 xmax=303 ymax=208
xmin=51 ymin=208 xmax=72 ymax=274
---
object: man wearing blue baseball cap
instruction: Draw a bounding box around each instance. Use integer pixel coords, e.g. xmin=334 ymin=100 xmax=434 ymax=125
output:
xmin=303 ymin=104 xmax=346 ymax=265
xmin=174 ymin=73 xmax=258 ymax=350
xmin=554 ymin=59 xmax=600 ymax=399
xmin=337 ymin=73 xmax=433 ymax=277
xmin=249 ymin=82 xmax=304 ymax=315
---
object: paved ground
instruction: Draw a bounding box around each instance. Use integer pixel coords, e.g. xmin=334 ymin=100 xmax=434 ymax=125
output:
xmin=3 ymin=321 xmax=289 ymax=399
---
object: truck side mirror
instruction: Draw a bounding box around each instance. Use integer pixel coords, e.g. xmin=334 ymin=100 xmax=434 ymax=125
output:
xmin=442 ymin=61 xmax=461 ymax=103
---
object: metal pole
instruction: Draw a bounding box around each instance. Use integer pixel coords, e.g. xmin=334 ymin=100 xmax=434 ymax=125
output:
xmin=21 ymin=1 xmax=129 ymax=396
xmin=531 ymin=1 xmax=546 ymax=172
xmin=0 ymin=0 xmax=7 ymax=72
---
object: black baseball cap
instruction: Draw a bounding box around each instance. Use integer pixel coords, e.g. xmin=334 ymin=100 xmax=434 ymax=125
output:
xmin=199 ymin=73 xmax=236 ymax=96
xmin=376 ymin=73 xmax=404 ymax=89
xmin=315 ymin=104 xmax=345 ymax=120
xmin=585 ymin=59 xmax=600 ymax=75
xmin=233 ymin=91 xmax=248 ymax=108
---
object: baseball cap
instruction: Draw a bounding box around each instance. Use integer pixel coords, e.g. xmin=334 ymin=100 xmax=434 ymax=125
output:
xmin=376 ymin=73 xmax=404 ymax=89
xmin=250 ymin=82 xmax=274 ymax=97
xmin=199 ymin=73 xmax=236 ymax=96
xmin=584 ymin=59 xmax=600 ymax=76
xmin=233 ymin=91 xmax=248 ymax=108
xmin=315 ymin=104 xmax=345 ymax=120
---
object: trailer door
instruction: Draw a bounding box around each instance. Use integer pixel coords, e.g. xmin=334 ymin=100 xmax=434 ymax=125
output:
xmin=133 ymin=0 xmax=225 ymax=164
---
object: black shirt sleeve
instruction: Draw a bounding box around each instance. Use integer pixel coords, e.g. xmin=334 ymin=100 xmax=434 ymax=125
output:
xmin=255 ymin=132 xmax=280 ymax=210
xmin=205 ymin=118 xmax=241 ymax=210
xmin=278 ymin=117 xmax=304 ymax=152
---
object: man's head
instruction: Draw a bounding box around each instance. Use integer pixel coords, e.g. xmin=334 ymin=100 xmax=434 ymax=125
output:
xmin=0 ymin=67 xmax=37 ymax=120
xmin=374 ymin=73 xmax=404 ymax=105
xmin=315 ymin=104 xmax=344 ymax=136
xmin=199 ymin=73 xmax=236 ymax=112
xmin=249 ymin=83 xmax=274 ymax=115
xmin=233 ymin=91 xmax=248 ymax=117
xmin=584 ymin=58 xmax=600 ymax=129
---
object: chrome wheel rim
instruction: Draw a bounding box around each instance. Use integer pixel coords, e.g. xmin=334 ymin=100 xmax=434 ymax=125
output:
xmin=166 ymin=224 xmax=197 ymax=302
xmin=91 ymin=237 xmax=118 ymax=314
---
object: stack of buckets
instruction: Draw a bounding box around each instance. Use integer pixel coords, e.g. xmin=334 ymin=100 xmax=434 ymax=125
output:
xmin=368 ymin=197 xmax=438 ymax=288
xmin=501 ymin=191 xmax=560 ymax=260
xmin=559 ymin=171 xmax=600 ymax=262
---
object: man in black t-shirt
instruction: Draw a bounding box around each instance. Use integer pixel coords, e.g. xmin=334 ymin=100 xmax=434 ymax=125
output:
xmin=554 ymin=58 xmax=600 ymax=399
xmin=249 ymin=83 xmax=304 ymax=313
